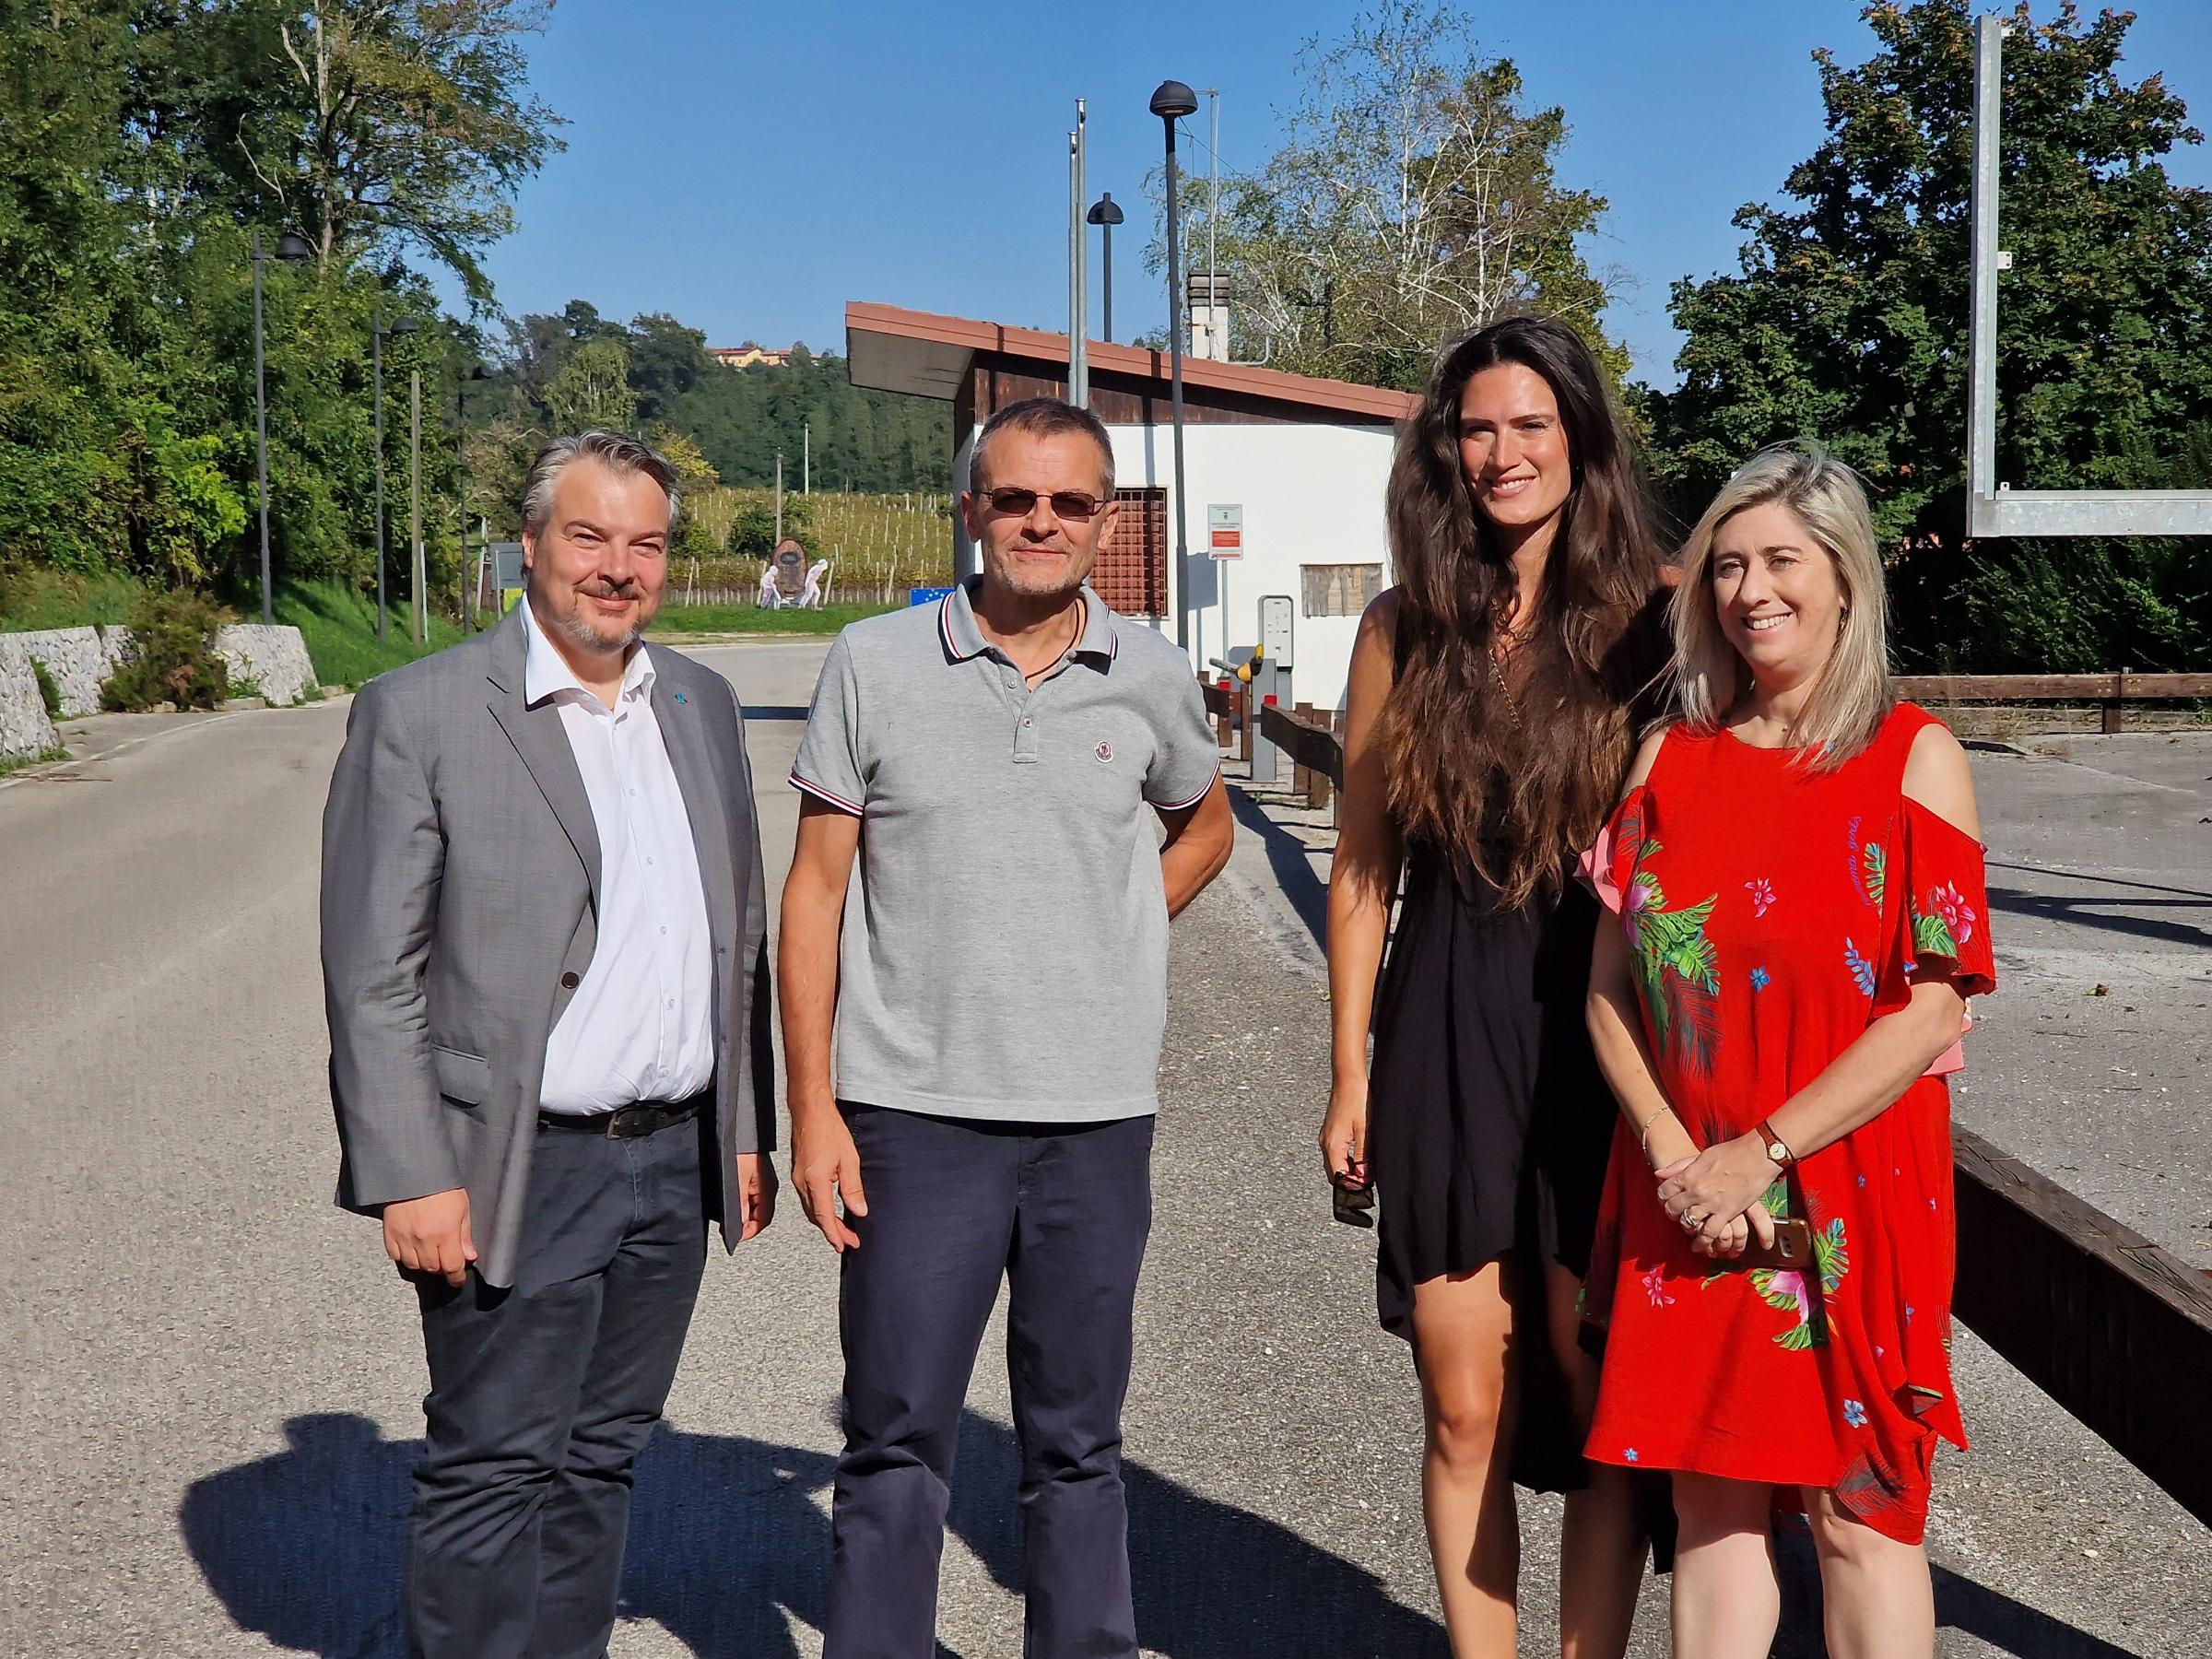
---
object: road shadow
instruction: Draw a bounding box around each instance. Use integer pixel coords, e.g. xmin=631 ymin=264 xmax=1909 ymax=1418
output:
xmin=1226 ymin=785 xmax=1331 ymax=955
xmin=180 ymin=1407 xmax=1444 ymax=1659
xmin=1768 ymin=1526 xmax=2146 ymax=1659
xmin=1983 ymin=881 xmax=2211 ymax=950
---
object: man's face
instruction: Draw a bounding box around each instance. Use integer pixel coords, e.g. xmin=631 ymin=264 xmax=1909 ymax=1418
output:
xmin=959 ymin=429 xmax=1120 ymax=602
xmin=523 ymin=457 xmax=670 ymax=655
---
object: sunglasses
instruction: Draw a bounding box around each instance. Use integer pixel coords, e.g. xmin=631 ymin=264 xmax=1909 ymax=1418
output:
xmin=981 ymin=487 xmax=1107 ymax=522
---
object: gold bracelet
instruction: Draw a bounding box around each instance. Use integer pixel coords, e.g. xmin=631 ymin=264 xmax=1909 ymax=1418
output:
xmin=1638 ymin=1104 xmax=1677 ymax=1154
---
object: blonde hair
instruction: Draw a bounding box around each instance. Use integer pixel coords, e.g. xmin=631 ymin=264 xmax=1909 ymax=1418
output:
xmin=1669 ymin=442 xmax=1891 ymax=769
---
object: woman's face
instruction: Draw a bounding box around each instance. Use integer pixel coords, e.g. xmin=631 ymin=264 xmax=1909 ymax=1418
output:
xmin=1457 ymin=362 xmax=1573 ymax=541
xmin=1709 ymin=501 xmax=1847 ymax=686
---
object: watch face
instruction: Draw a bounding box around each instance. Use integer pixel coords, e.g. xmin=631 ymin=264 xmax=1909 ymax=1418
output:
xmin=1767 ymin=1139 xmax=1788 ymax=1162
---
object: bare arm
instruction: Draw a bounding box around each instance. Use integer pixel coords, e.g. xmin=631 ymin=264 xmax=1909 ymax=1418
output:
xmin=1156 ymin=774 xmax=1234 ymax=917
xmin=778 ymin=798 xmax=866 ymax=1251
xmin=1319 ymin=594 xmax=1404 ymax=1182
xmin=1660 ymin=724 xmax=1982 ymax=1239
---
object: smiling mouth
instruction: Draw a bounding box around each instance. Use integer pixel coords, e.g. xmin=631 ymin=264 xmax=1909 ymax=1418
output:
xmin=1486 ymin=477 xmax=1536 ymax=497
xmin=1742 ymin=613 xmax=1791 ymax=632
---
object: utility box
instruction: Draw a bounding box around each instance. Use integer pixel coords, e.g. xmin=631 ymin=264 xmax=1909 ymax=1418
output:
xmin=1260 ymin=594 xmax=1295 ymax=666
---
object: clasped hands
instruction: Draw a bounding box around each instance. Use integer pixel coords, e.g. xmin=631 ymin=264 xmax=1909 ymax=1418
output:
xmin=1654 ymin=1133 xmax=1783 ymax=1260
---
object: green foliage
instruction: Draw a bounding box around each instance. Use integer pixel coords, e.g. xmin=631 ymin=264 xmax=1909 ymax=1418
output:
xmin=727 ymin=493 xmax=814 ymax=558
xmin=1642 ymin=0 xmax=2212 ymax=671
xmin=28 ymin=656 xmax=59 ymax=716
xmin=0 ymin=0 xmax=551 ymax=610
xmin=1156 ymin=3 xmax=1626 ymax=389
xmin=100 ymin=588 xmax=230 ymax=711
xmin=0 ymin=745 xmax=69 ymax=777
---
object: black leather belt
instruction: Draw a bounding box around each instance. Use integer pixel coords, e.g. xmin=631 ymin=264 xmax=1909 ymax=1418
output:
xmin=538 ymin=1097 xmax=705 ymax=1138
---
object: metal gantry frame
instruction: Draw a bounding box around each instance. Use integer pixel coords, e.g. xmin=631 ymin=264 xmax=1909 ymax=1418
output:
xmin=1966 ymin=14 xmax=2212 ymax=537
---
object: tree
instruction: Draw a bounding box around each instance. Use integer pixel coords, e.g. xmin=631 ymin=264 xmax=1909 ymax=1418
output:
xmin=544 ymin=337 xmax=637 ymax=433
xmin=155 ymin=0 xmax=565 ymax=305
xmin=1169 ymin=3 xmax=1623 ymax=389
xmin=1643 ymin=0 xmax=2212 ymax=671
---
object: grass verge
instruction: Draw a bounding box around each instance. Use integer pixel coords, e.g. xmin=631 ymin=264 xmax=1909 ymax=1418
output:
xmin=0 ymin=570 xmax=146 ymax=631
xmin=0 ymin=745 xmax=70 ymax=778
xmin=650 ymin=602 xmax=897 ymax=637
xmin=273 ymin=580 xmax=466 ymax=688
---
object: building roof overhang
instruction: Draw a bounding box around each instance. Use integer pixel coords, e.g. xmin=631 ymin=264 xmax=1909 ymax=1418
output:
xmin=845 ymin=300 xmax=1419 ymax=426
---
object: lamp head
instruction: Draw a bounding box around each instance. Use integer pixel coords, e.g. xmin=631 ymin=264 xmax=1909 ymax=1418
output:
xmin=1087 ymin=193 xmax=1125 ymax=227
xmin=274 ymin=232 xmax=313 ymax=262
xmin=387 ymin=316 xmax=420 ymax=337
xmin=1149 ymin=80 xmax=1198 ymax=122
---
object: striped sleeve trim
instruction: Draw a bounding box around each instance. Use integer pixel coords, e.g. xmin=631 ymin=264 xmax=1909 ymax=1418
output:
xmin=1150 ymin=764 xmax=1221 ymax=813
xmin=789 ymin=771 xmax=864 ymax=816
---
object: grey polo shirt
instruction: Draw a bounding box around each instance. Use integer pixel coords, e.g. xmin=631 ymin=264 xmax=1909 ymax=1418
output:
xmin=791 ymin=580 xmax=1220 ymax=1123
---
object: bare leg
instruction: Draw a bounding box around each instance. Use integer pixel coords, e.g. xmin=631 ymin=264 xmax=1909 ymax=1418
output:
xmin=1409 ymin=1259 xmax=1522 ymax=1658
xmin=1545 ymin=1262 xmax=1644 ymax=1659
xmin=1670 ymin=1473 xmax=1780 ymax=1659
xmin=1806 ymin=1486 xmax=1935 ymax=1659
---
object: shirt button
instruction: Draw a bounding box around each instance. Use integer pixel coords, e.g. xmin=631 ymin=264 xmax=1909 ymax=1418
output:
xmin=559 ymin=971 xmax=580 ymax=989
xmin=1022 ymin=718 xmax=1033 ymax=727
xmin=660 ymin=925 xmax=668 ymax=935
xmin=646 ymin=856 xmax=654 ymax=865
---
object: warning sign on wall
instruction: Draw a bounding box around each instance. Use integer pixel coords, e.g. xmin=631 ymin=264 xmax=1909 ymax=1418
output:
xmin=1207 ymin=503 xmax=1243 ymax=559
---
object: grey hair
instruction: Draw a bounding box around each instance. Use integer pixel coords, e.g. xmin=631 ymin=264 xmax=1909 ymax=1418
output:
xmin=968 ymin=397 xmax=1115 ymax=496
xmin=522 ymin=429 xmax=683 ymax=537
xmin=1669 ymin=441 xmax=1893 ymax=770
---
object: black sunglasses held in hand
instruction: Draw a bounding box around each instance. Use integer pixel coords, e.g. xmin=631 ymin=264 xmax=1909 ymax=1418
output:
xmin=982 ymin=486 xmax=1106 ymax=522
xmin=1331 ymin=1174 xmax=1375 ymax=1228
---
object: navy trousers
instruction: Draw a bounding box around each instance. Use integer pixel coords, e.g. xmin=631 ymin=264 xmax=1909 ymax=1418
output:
xmin=825 ymin=1106 xmax=1156 ymax=1659
xmin=406 ymin=1114 xmax=707 ymax=1659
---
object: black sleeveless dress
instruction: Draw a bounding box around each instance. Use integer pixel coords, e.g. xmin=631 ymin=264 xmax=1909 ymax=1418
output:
xmin=1365 ymin=604 xmax=1662 ymax=1494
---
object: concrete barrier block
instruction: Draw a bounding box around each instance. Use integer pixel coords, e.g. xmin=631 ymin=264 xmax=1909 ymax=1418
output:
xmin=0 ymin=663 xmax=58 ymax=760
xmin=0 ymin=626 xmax=112 ymax=718
xmin=213 ymin=624 xmax=315 ymax=708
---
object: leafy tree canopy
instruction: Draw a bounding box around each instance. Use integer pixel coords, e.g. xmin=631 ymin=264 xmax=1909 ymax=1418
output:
xmin=1642 ymin=0 xmax=2212 ymax=671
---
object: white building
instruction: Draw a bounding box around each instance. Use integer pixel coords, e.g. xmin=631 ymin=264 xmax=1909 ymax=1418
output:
xmin=844 ymin=301 xmax=1417 ymax=714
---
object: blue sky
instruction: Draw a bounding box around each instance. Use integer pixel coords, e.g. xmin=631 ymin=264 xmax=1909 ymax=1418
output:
xmin=443 ymin=0 xmax=2212 ymax=388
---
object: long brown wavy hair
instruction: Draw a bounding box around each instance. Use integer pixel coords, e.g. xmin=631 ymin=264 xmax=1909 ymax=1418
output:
xmin=1376 ymin=317 xmax=1667 ymax=906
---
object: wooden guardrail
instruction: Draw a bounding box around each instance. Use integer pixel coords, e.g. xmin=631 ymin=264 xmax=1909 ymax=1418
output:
xmin=1232 ymin=689 xmax=2212 ymax=1528
xmin=1896 ymin=672 xmax=2212 ymax=734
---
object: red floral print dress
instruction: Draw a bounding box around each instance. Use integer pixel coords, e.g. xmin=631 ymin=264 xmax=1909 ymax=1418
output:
xmin=1580 ymin=703 xmax=1996 ymax=1545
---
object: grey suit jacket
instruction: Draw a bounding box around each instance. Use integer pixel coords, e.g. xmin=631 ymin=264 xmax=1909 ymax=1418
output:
xmin=320 ymin=606 xmax=774 ymax=1288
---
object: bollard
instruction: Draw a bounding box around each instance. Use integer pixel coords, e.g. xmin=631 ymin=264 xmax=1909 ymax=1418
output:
xmin=1239 ymin=681 xmax=1254 ymax=764
xmin=1216 ymin=677 xmax=1234 ymax=749
xmin=1292 ymin=700 xmax=1313 ymax=801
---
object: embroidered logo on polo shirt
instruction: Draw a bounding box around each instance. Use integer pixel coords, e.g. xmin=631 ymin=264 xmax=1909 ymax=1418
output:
xmin=1095 ymin=740 xmax=1114 ymax=763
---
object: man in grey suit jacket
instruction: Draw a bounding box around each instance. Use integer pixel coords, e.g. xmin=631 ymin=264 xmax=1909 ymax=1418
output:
xmin=322 ymin=429 xmax=775 ymax=1659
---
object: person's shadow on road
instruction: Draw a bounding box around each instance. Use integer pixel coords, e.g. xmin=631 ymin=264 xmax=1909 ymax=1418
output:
xmin=181 ymin=1409 xmax=1448 ymax=1659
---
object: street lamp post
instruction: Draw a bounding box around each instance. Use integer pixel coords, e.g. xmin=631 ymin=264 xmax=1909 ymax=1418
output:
xmin=252 ymin=229 xmax=312 ymax=625
xmin=458 ymin=360 xmax=488 ymax=629
xmin=1087 ymin=192 xmax=1125 ymax=343
xmin=1150 ymin=80 xmax=1199 ymax=657
xmin=372 ymin=312 xmax=418 ymax=644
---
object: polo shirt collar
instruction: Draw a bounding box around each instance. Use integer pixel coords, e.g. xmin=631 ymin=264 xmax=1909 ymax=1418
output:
xmin=940 ymin=579 xmax=1117 ymax=668
xmin=521 ymin=595 xmax=654 ymax=710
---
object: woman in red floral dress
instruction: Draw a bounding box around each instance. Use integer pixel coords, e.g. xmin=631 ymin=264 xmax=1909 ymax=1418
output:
xmin=1580 ymin=444 xmax=1995 ymax=1659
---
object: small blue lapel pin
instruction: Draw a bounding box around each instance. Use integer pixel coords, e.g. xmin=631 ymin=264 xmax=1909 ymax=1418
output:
xmin=673 ymin=689 xmax=688 ymax=704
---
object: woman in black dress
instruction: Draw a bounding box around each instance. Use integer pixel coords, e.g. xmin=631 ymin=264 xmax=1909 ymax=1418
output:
xmin=1321 ymin=317 xmax=1668 ymax=1657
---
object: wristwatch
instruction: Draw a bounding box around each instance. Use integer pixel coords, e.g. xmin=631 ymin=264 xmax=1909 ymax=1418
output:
xmin=1754 ymin=1118 xmax=1797 ymax=1171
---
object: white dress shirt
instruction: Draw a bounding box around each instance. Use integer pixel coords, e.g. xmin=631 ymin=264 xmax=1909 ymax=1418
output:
xmin=523 ymin=602 xmax=717 ymax=1114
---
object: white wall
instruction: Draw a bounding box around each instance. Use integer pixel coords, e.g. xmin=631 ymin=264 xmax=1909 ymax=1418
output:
xmin=1108 ymin=421 xmax=1395 ymax=714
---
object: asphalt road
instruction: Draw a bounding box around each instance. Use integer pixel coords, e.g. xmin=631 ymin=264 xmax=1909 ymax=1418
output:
xmin=2 ymin=640 xmax=2205 ymax=1658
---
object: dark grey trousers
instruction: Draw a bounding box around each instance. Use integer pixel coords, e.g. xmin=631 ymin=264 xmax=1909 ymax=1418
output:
xmin=825 ymin=1106 xmax=1156 ymax=1659
xmin=406 ymin=1114 xmax=707 ymax=1659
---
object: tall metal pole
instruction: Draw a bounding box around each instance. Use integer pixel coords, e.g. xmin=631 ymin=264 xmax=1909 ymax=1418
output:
xmin=458 ymin=376 xmax=470 ymax=632
xmin=409 ymin=369 xmax=424 ymax=646
xmin=1152 ymin=81 xmax=1199 ymax=656
xmin=804 ymin=422 xmax=811 ymax=494
xmin=372 ymin=312 xmax=388 ymax=644
xmin=252 ymin=231 xmax=275 ymax=625
xmin=1967 ymin=14 xmax=2005 ymax=533
xmin=1207 ymin=89 xmax=1223 ymax=361
xmin=775 ymin=453 xmax=783 ymax=545
xmin=1075 ymin=101 xmax=1088 ymax=406
xmin=1102 ymin=214 xmax=1114 ymax=343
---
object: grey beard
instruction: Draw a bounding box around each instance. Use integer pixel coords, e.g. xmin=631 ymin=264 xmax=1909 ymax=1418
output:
xmin=552 ymin=602 xmax=642 ymax=654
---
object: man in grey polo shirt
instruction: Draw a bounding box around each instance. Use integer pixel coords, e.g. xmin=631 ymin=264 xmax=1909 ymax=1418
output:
xmin=781 ymin=396 xmax=1233 ymax=1659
